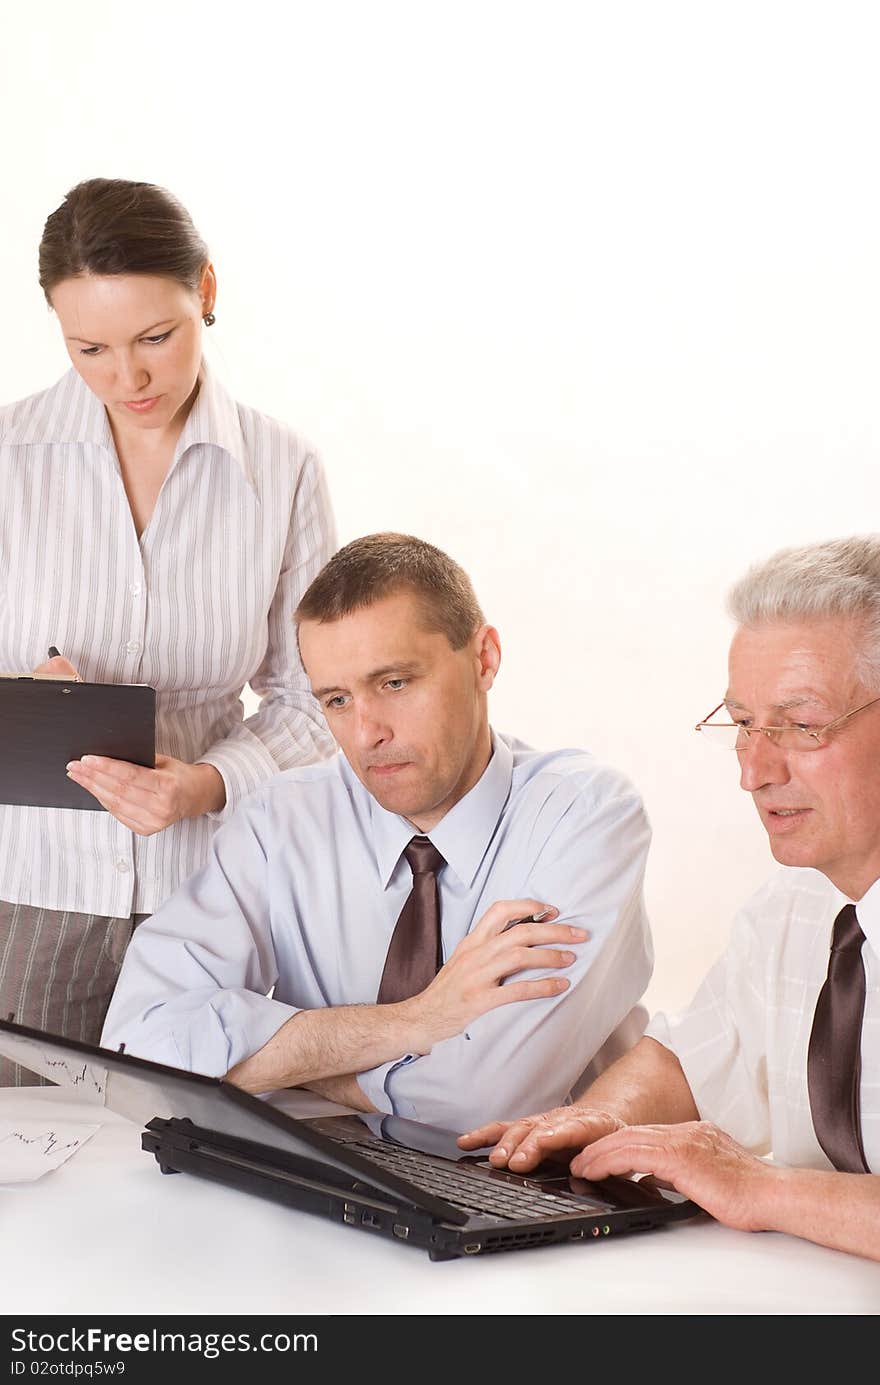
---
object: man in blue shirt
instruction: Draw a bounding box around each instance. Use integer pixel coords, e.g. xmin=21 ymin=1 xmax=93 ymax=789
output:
xmin=103 ymin=533 xmax=653 ymax=1131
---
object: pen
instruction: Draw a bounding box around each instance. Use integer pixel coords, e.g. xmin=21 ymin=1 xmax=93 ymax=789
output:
xmin=503 ymin=908 xmax=555 ymax=931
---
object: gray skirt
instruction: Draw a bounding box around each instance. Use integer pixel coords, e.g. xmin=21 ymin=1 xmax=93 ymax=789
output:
xmin=0 ymin=900 xmax=149 ymax=1086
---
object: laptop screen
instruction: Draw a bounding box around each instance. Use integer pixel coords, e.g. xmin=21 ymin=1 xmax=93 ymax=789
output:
xmin=0 ymin=1019 xmax=372 ymax=1170
xmin=0 ymin=1018 xmax=695 ymax=1226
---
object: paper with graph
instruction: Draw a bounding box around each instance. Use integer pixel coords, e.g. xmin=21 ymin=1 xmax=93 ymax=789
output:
xmin=0 ymin=1030 xmax=107 ymax=1099
xmin=0 ymin=1118 xmax=100 ymax=1185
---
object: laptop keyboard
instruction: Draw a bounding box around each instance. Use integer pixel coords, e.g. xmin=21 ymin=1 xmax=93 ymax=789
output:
xmin=345 ymin=1137 xmax=584 ymax=1221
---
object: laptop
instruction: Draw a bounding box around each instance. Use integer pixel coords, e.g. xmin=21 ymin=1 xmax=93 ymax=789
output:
xmin=0 ymin=1019 xmax=702 ymax=1261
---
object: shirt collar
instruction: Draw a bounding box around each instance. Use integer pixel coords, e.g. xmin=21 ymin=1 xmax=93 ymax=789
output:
xmin=3 ymin=359 xmax=253 ymax=489
xmin=2 ymin=368 xmax=114 ymax=449
xmin=366 ymin=730 xmax=514 ymax=890
xmin=173 ymin=358 xmax=253 ymax=488
xmin=825 ymin=869 xmax=880 ymax=958
xmin=828 ymin=874 xmax=880 ymax=957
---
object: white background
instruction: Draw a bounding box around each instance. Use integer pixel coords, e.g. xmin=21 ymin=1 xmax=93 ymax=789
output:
xmin=2 ymin=1 xmax=879 ymax=1012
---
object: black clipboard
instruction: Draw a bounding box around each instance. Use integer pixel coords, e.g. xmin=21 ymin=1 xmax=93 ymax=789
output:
xmin=0 ymin=676 xmax=156 ymax=810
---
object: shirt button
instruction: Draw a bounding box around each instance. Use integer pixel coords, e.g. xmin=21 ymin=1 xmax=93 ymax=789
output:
xmin=115 ymin=858 xmax=130 ymax=873
xmin=130 ymin=583 xmax=143 ymax=597
xmin=124 ymin=640 xmax=140 ymax=655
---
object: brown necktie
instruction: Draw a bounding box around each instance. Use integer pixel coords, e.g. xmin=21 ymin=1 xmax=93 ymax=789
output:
xmin=806 ymin=903 xmax=870 ymax=1174
xmin=377 ymin=836 xmax=445 ymax=1004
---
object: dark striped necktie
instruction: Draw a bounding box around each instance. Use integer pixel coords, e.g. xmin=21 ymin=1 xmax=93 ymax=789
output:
xmin=806 ymin=903 xmax=870 ymax=1173
xmin=377 ymin=836 xmax=445 ymax=1004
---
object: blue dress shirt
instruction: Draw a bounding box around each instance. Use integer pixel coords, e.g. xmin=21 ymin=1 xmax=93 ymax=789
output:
xmin=102 ymin=731 xmax=653 ymax=1130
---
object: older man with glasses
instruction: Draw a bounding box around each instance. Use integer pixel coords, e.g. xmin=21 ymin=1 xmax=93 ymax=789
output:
xmin=461 ymin=534 xmax=880 ymax=1261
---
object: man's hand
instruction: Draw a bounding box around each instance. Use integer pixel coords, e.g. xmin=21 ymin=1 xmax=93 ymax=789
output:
xmin=65 ymin=754 xmax=226 ymax=833
xmin=460 ymin=1110 xmax=777 ymax=1230
xmin=401 ymin=899 xmax=588 ymax=1052
xmin=458 ymin=1103 xmax=623 ymax=1169
xmin=229 ymin=900 xmax=587 ymax=1096
xmin=571 ymin=1120 xmax=778 ymax=1231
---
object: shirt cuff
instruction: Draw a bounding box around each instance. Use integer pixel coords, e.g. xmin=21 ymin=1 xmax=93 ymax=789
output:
xmin=643 ymin=1011 xmax=675 ymax=1049
xmin=175 ymin=994 xmax=300 ymax=1077
xmin=357 ymin=1054 xmax=419 ymax=1117
xmin=197 ymin=737 xmax=280 ymax=824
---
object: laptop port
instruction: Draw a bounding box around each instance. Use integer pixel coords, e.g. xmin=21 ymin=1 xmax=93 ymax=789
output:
xmin=463 ymin=1243 xmax=482 ymax=1255
xmin=392 ymin=1224 xmax=409 ymax=1239
xmin=361 ymin=1212 xmax=381 ymax=1229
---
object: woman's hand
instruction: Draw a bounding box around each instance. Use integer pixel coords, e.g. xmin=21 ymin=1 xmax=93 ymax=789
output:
xmin=66 ymin=754 xmax=226 ymax=833
xmin=33 ymin=654 xmax=80 ymax=679
xmin=33 ymin=657 xmax=226 ymax=831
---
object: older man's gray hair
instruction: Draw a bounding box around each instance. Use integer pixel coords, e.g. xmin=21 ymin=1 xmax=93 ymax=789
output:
xmin=728 ymin=534 xmax=880 ymax=689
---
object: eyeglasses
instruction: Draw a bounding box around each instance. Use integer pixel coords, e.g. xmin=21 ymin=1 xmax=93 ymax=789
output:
xmin=695 ymin=695 xmax=880 ymax=752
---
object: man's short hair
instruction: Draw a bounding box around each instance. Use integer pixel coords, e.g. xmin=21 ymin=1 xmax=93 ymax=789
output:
xmin=296 ymin=533 xmax=486 ymax=650
xmin=728 ymin=534 xmax=880 ymax=688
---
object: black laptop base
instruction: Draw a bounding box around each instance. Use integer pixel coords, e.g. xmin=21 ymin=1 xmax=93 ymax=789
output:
xmin=143 ymin=1116 xmax=702 ymax=1262
xmin=143 ymin=1119 xmax=451 ymax=1258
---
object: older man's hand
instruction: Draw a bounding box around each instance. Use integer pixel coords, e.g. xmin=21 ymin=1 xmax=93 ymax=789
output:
xmin=571 ymin=1120 xmax=780 ymax=1231
xmin=457 ymin=1104 xmax=624 ymax=1170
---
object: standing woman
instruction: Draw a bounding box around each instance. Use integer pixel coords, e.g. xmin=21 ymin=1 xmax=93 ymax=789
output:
xmin=0 ymin=179 xmax=336 ymax=1082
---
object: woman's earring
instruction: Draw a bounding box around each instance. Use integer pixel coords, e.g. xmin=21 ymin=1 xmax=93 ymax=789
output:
xmin=203 ymin=311 xmax=216 ymax=327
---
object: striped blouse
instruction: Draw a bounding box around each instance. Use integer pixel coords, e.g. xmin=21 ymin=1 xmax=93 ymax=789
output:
xmin=0 ymin=361 xmax=337 ymax=916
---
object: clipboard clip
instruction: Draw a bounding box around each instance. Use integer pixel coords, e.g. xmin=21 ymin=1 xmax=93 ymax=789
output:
xmin=4 ymin=673 xmax=84 ymax=684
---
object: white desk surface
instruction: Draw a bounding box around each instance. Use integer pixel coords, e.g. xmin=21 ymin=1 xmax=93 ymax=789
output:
xmin=2 ymin=1087 xmax=879 ymax=1316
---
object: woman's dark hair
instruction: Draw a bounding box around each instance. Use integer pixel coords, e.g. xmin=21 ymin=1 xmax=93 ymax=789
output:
xmin=38 ymin=178 xmax=209 ymax=303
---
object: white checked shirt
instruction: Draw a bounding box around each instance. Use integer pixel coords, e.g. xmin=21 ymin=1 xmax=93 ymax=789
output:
xmin=646 ymin=867 xmax=880 ymax=1171
xmin=0 ymin=362 xmax=336 ymax=916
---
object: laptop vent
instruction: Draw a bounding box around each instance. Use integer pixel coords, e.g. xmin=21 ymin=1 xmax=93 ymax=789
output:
xmin=479 ymin=1227 xmax=559 ymax=1253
